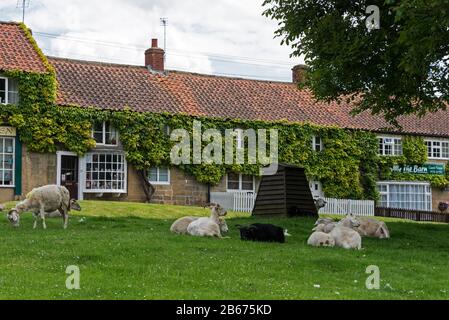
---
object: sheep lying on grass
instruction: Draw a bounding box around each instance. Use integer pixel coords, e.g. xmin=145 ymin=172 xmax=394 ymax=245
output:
xmin=311 ymin=215 xmax=362 ymax=250
xmin=307 ymin=231 xmax=335 ymax=247
xmin=185 ymin=203 xmax=228 ymax=238
xmin=170 ymin=216 xmax=228 ymax=235
xmin=7 ymin=185 xmax=81 ymax=229
xmin=237 ymin=223 xmax=290 ymax=243
xmin=357 ymin=218 xmax=390 ymax=238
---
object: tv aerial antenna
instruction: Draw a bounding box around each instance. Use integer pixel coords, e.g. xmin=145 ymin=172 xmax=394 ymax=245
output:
xmin=16 ymin=0 xmax=31 ymax=23
xmin=160 ymin=17 xmax=168 ymax=63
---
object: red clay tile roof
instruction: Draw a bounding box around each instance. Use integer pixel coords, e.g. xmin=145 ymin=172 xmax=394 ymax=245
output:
xmin=0 ymin=22 xmax=48 ymax=73
xmin=49 ymin=56 xmax=449 ymax=138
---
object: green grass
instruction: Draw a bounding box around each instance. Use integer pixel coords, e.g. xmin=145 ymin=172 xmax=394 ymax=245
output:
xmin=0 ymin=200 xmax=448 ymax=300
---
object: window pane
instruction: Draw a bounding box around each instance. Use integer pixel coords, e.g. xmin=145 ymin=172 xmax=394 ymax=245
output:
xmin=0 ymin=78 xmax=5 ymax=104
xmin=158 ymin=168 xmax=169 ymax=182
xmin=7 ymin=78 xmax=19 ymax=105
xmin=0 ymin=137 xmax=14 ymax=186
xmin=227 ymin=172 xmax=240 ymax=190
xmin=93 ymin=122 xmax=103 ymax=143
xmin=241 ymin=175 xmax=253 ymax=190
xmin=85 ymin=152 xmax=125 ymax=191
xmin=148 ymin=167 xmax=158 ymax=182
xmin=105 ymin=122 xmax=118 ymax=145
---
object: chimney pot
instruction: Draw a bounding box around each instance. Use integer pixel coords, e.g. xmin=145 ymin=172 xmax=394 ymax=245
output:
xmin=151 ymin=38 xmax=158 ymax=48
xmin=292 ymin=64 xmax=308 ymax=84
xmin=145 ymin=38 xmax=164 ymax=73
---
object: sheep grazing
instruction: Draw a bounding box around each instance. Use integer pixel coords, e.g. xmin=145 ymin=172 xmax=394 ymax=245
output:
xmin=7 ymin=185 xmax=81 ymax=229
xmin=356 ymin=218 xmax=390 ymax=239
xmin=329 ymin=225 xmax=362 ymax=250
xmin=186 ymin=203 xmax=228 ymax=238
xmin=237 ymin=223 xmax=289 ymax=243
xmin=307 ymin=231 xmax=335 ymax=247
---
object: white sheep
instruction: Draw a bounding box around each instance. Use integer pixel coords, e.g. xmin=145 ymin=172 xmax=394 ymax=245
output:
xmin=314 ymin=217 xmax=335 ymax=226
xmin=7 ymin=185 xmax=81 ymax=229
xmin=170 ymin=216 xmax=228 ymax=235
xmin=187 ymin=203 xmax=227 ymax=238
xmin=356 ymin=218 xmax=390 ymax=239
xmin=313 ymin=222 xmax=336 ymax=233
xmin=307 ymin=231 xmax=335 ymax=247
xmin=329 ymin=225 xmax=362 ymax=250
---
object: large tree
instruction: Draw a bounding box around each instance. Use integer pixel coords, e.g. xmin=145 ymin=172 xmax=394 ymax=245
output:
xmin=263 ymin=0 xmax=449 ymax=124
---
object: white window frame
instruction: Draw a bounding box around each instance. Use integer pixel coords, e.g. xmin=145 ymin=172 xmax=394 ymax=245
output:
xmin=377 ymin=181 xmax=432 ymax=211
xmin=235 ymin=129 xmax=244 ymax=149
xmin=226 ymin=173 xmax=255 ymax=192
xmin=312 ymin=135 xmax=323 ymax=152
xmin=0 ymin=77 xmax=19 ymax=105
xmin=148 ymin=167 xmax=171 ymax=185
xmin=424 ymin=138 xmax=449 ymax=160
xmin=0 ymin=136 xmax=15 ymax=188
xmin=92 ymin=122 xmax=119 ymax=146
xmin=81 ymin=151 xmax=127 ymax=194
xmin=378 ymin=136 xmax=403 ymax=156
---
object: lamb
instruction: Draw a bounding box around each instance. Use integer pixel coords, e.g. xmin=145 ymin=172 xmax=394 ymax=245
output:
xmin=307 ymin=231 xmax=335 ymax=247
xmin=186 ymin=203 xmax=228 ymax=238
xmin=7 ymin=184 xmax=81 ymax=229
xmin=236 ymin=223 xmax=289 ymax=243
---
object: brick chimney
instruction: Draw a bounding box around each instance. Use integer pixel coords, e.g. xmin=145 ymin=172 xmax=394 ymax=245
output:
xmin=145 ymin=38 xmax=164 ymax=73
xmin=292 ymin=64 xmax=308 ymax=84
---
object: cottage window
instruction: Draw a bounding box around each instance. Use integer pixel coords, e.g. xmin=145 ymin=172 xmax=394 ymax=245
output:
xmin=0 ymin=137 xmax=15 ymax=187
xmin=378 ymin=137 xmax=402 ymax=156
xmin=377 ymin=182 xmax=431 ymax=211
xmin=92 ymin=122 xmax=118 ymax=146
xmin=227 ymin=173 xmax=254 ymax=192
xmin=84 ymin=152 xmax=126 ymax=192
xmin=424 ymin=139 xmax=449 ymax=159
xmin=0 ymin=77 xmax=19 ymax=105
xmin=148 ymin=167 xmax=170 ymax=185
xmin=312 ymin=135 xmax=323 ymax=152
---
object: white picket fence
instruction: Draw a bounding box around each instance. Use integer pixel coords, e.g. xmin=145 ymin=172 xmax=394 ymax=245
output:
xmin=210 ymin=192 xmax=257 ymax=213
xmin=318 ymin=197 xmax=375 ymax=216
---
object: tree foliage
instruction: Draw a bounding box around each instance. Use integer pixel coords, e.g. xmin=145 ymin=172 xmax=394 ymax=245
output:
xmin=263 ymin=0 xmax=449 ymax=124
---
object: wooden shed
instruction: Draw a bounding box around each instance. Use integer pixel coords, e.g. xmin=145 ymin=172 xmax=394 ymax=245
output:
xmin=252 ymin=164 xmax=318 ymax=217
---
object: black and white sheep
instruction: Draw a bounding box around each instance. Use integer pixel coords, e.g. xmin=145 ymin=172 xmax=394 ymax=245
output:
xmin=7 ymin=184 xmax=81 ymax=229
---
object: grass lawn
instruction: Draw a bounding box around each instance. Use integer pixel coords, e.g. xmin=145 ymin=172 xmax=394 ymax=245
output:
xmin=0 ymin=200 xmax=448 ymax=300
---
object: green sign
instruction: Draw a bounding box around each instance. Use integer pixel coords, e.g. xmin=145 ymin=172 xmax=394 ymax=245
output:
xmin=392 ymin=164 xmax=445 ymax=175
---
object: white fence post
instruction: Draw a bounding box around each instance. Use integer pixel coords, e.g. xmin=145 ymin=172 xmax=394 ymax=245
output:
xmin=319 ymin=197 xmax=374 ymax=216
xmin=211 ymin=191 xmax=257 ymax=213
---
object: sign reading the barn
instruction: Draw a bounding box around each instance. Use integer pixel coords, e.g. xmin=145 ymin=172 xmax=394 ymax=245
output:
xmin=392 ymin=164 xmax=445 ymax=175
xmin=0 ymin=126 xmax=16 ymax=137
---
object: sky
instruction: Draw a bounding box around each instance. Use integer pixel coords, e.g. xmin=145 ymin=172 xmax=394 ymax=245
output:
xmin=0 ymin=0 xmax=304 ymax=81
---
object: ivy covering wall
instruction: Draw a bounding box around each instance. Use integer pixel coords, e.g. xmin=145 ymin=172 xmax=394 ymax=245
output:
xmin=2 ymin=24 xmax=448 ymax=201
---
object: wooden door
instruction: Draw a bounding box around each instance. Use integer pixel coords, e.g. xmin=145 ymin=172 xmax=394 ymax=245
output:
xmin=60 ymin=155 xmax=79 ymax=200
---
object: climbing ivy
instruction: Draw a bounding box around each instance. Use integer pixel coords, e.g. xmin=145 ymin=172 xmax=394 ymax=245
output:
xmin=0 ymin=30 xmax=445 ymax=199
